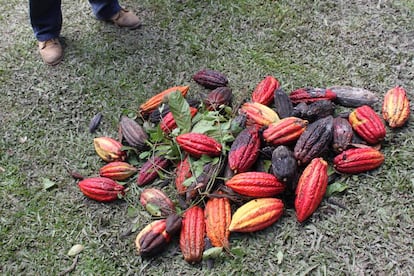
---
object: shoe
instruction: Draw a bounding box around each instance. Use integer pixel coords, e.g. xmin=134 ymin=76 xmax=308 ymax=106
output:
xmin=38 ymin=38 xmax=63 ymax=66
xmin=111 ymin=8 xmax=141 ymax=30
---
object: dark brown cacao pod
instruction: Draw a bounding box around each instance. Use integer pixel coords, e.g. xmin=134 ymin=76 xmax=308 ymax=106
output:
xmin=271 ymin=145 xmax=298 ymax=192
xmin=274 ymin=88 xmax=293 ymax=119
xmin=228 ymin=127 xmax=261 ymax=173
xmin=332 ymin=117 xmax=353 ymax=153
xmin=205 ymin=86 xmax=233 ymax=110
xmin=193 ymin=69 xmax=228 ymax=89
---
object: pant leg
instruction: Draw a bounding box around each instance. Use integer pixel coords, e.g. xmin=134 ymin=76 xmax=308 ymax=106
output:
xmin=29 ymin=0 xmax=62 ymax=41
xmin=88 ymin=0 xmax=121 ymax=20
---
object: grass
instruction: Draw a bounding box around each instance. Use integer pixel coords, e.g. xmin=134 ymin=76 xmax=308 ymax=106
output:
xmin=1 ymin=0 xmax=413 ymax=275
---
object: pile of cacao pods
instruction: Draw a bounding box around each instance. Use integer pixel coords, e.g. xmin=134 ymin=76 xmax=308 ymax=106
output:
xmin=77 ymin=69 xmax=410 ymax=265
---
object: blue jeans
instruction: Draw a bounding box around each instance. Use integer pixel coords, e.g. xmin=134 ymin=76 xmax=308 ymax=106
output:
xmin=29 ymin=0 xmax=121 ymax=41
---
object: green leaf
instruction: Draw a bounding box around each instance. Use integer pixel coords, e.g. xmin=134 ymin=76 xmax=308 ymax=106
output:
xmin=230 ymin=247 xmax=245 ymax=257
xmin=325 ymin=182 xmax=349 ymax=197
xmin=168 ymin=91 xmax=191 ymax=134
xmin=43 ymin=178 xmax=56 ymax=190
xmin=145 ymin=203 xmax=162 ymax=216
xmin=202 ymin=247 xmax=223 ymax=260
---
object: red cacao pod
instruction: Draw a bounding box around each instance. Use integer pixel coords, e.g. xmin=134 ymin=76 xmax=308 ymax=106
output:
xmin=176 ymin=133 xmax=222 ymax=158
xmin=251 ymin=75 xmax=280 ymax=106
xmin=137 ymin=156 xmax=170 ymax=186
xmin=180 ymin=206 xmax=206 ymax=263
xmin=295 ymin=158 xmax=328 ymax=223
xmin=99 ymin=161 xmax=137 ymax=180
xmin=78 ymin=177 xmax=125 ymax=202
xmin=160 ymin=107 xmax=198 ymax=134
xmin=348 ymin=105 xmax=386 ymax=144
xmin=333 ymin=147 xmax=384 ymax=174
xmin=227 ymin=127 xmax=261 ymax=173
xmin=289 ymin=87 xmax=336 ymax=104
xmin=263 ymin=117 xmax=308 ymax=146
xmin=174 ymin=157 xmax=192 ymax=194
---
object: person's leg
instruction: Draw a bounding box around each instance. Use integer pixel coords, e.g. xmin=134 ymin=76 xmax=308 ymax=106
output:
xmin=88 ymin=0 xmax=141 ymax=29
xmin=29 ymin=0 xmax=63 ymax=65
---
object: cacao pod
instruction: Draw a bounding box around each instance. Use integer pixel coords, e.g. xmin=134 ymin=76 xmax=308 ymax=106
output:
xmin=229 ymin=198 xmax=284 ymax=232
xmin=271 ymin=145 xmax=298 ymax=192
xmin=174 ymin=157 xmax=192 ymax=194
xmin=88 ymin=112 xmax=102 ymax=133
xmin=382 ymin=86 xmax=410 ymax=128
xmin=99 ymin=161 xmax=137 ymax=181
xmin=295 ymin=157 xmax=328 ymax=223
xmin=148 ymin=103 xmax=170 ymax=123
xmin=329 ymin=86 xmax=378 ymax=107
xmin=160 ymin=107 xmax=198 ymax=134
xmin=135 ymin=219 xmax=170 ymax=257
xmin=78 ymin=177 xmax=125 ymax=202
xmin=333 ymin=147 xmax=384 ymax=174
xmin=176 ymin=133 xmax=222 ymax=158
xmin=93 ymin=137 xmax=126 ymax=162
xmin=348 ymin=105 xmax=386 ymax=144
xmin=302 ymin=100 xmax=335 ymax=122
xmin=251 ymin=75 xmax=280 ymax=106
xmin=193 ymin=69 xmax=228 ymax=89
xmin=294 ymin=115 xmax=334 ymax=165
xmin=239 ymin=101 xmax=280 ymax=127
xmin=227 ymin=127 xmax=261 ymax=173
xmin=225 ymin=172 xmax=285 ymax=198
xmin=139 ymin=85 xmax=190 ymax=115
xmin=332 ymin=117 xmax=353 ymax=153
xmin=165 ymin=213 xmax=182 ymax=236
xmin=204 ymin=193 xmax=231 ymax=248
xmin=263 ymin=117 xmax=308 ymax=146
xmin=274 ymin=87 xmax=293 ymax=118
xmin=289 ymin=87 xmax=336 ymax=104
xmin=180 ymin=206 xmax=206 ymax=263
xmin=119 ymin=116 xmax=148 ymax=150
xmin=204 ymin=86 xmax=233 ymax=110
xmin=137 ymin=156 xmax=170 ymax=186
xmin=140 ymin=188 xmax=175 ymax=216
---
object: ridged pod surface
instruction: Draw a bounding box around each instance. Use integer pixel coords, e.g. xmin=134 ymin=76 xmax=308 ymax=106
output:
xmin=204 ymin=193 xmax=231 ymax=248
xmin=160 ymin=107 xmax=198 ymax=134
xmin=289 ymin=88 xmax=336 ymax=104
xmin=78 ymin=177 xmax=125 ymax=202
xmin=227 ymin=127 xmax=260 ymax=173
xmin=139 ymin=86 xmax=189 ymax=116
xmin=349 ymin=105 xmax=386 ymax=144
xmin=193 ymin=69 xmax=228 ymax=89
xmin=382 ymin=86 xmax=410 ymax=128
xmin=99 ymin=161 xmax=137 ymax=180
xmin=174 ymin=157 xmax=192 ymax=194
xmin=135 ymin=219 xmax=171 ymax=257
xmin=180 ymin=206 xmax=206 ymax=263
xmin=93 ymin=137 xmax=126 ymax=162
xmin=176 ymin=133 xmax=222 ymax=158
xmin=229 ymin=198 xmax=284 ymax=232
xmin=137 ymin=156 xmax=170 ymax=186
xmin=205 ymin=87 xmax=233 ymax=110
xmin=332 ymin=117 xmax=353 ymax=153
xmin=293 ymin=116 xmax=333 ymax=165
xmin=295 ymin=158 xmax=328 ymax=223
xmin=274 ymin=88 xmax=293 ymax=118
xmin=251 ymin=76 xmax=280 ymax=106
xmin=225 ymin=172 xmax=285 ymax=198
xmin=333 ymin=147 xmax=384 ymax=174
xmin=263 ymin=117 xmax=308 ymax=146
xmin=271 ymin=146 xmax=298 ymax=191
xmin=119 ymin=116 xmax=148 ymax=150
xmin=240 ymin=102 xmax=280 ymax=127
xmin=140 ymin=188 xmax=175 ymax=216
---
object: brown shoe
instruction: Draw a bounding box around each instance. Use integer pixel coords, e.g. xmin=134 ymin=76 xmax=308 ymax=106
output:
xmin=111 ymin=8 xmax=141 ymax=30
xmin=38 ymin=38 xmax=63 ymax=66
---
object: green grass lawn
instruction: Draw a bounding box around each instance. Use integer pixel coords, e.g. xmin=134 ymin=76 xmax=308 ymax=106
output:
xmin=1 ymin=0 xmax=413 ymax=275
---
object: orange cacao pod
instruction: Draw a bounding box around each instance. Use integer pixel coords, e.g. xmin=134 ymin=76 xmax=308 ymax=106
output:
xmin=180 ymin=206 xmax=206 ymax=263
xmin=225 ymin=172 xmax=285 ymax=198
xmin=295 ymin=158 xmax=328 ymax=223
xmin=99 ymin=161 xmax=137 ymax=180
xmin=289 ymin=87 xmax=336 ymax=104
xmin=229 ymin=198 xmax=284 ymax=232
xmin=239 ymin=102 xmax=280 ymax=127
xmin=294 ymin=115 xmax=333 ymax=165
xmin=135 ymin=219 xmax=171 ymax=257
xmin=251 ymin=75 xmax=280 ymax=106
xmin=332 ymin=117 xmax=353 ymax=153
xmin=140 ymin=188 xmax=175 ymax=216
xmin=119 ymin=116 xmax=148 ymax=150
xmin=137 ymin=156 xmax=170 ymax=186
xmin=160 ymin=107 xmax=198 ymax=134
xmin=204 ymin=193 xmax=231 ymax=248
xmin=204 ymin=86 xmax=233 ymax=110
xmin=227 ymin=127 xmax=260 ymax=173
xmin=193 ymin=69 xmax=228 ymax=89
xmin=333 ymin=147 xmax=384 ymax=174
xmin=93 ymin=137 xmax=126 ymax=162
xmin=349 ymin=105 xmax=386 ymax=144
xmin=176 ymin=133 xmax=222 ymax=158
xmin=139 ymin=86 xmax=190 ymax=116
xmin=263 ymin=117 xmax=308 ymax=146
xmin=78 ymin=177 xmax=125 ymax=202
xmin=382 ymin=86 xmax=410 ymax=128
xmin=174 ymin=157 xmax=192 ymax=194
